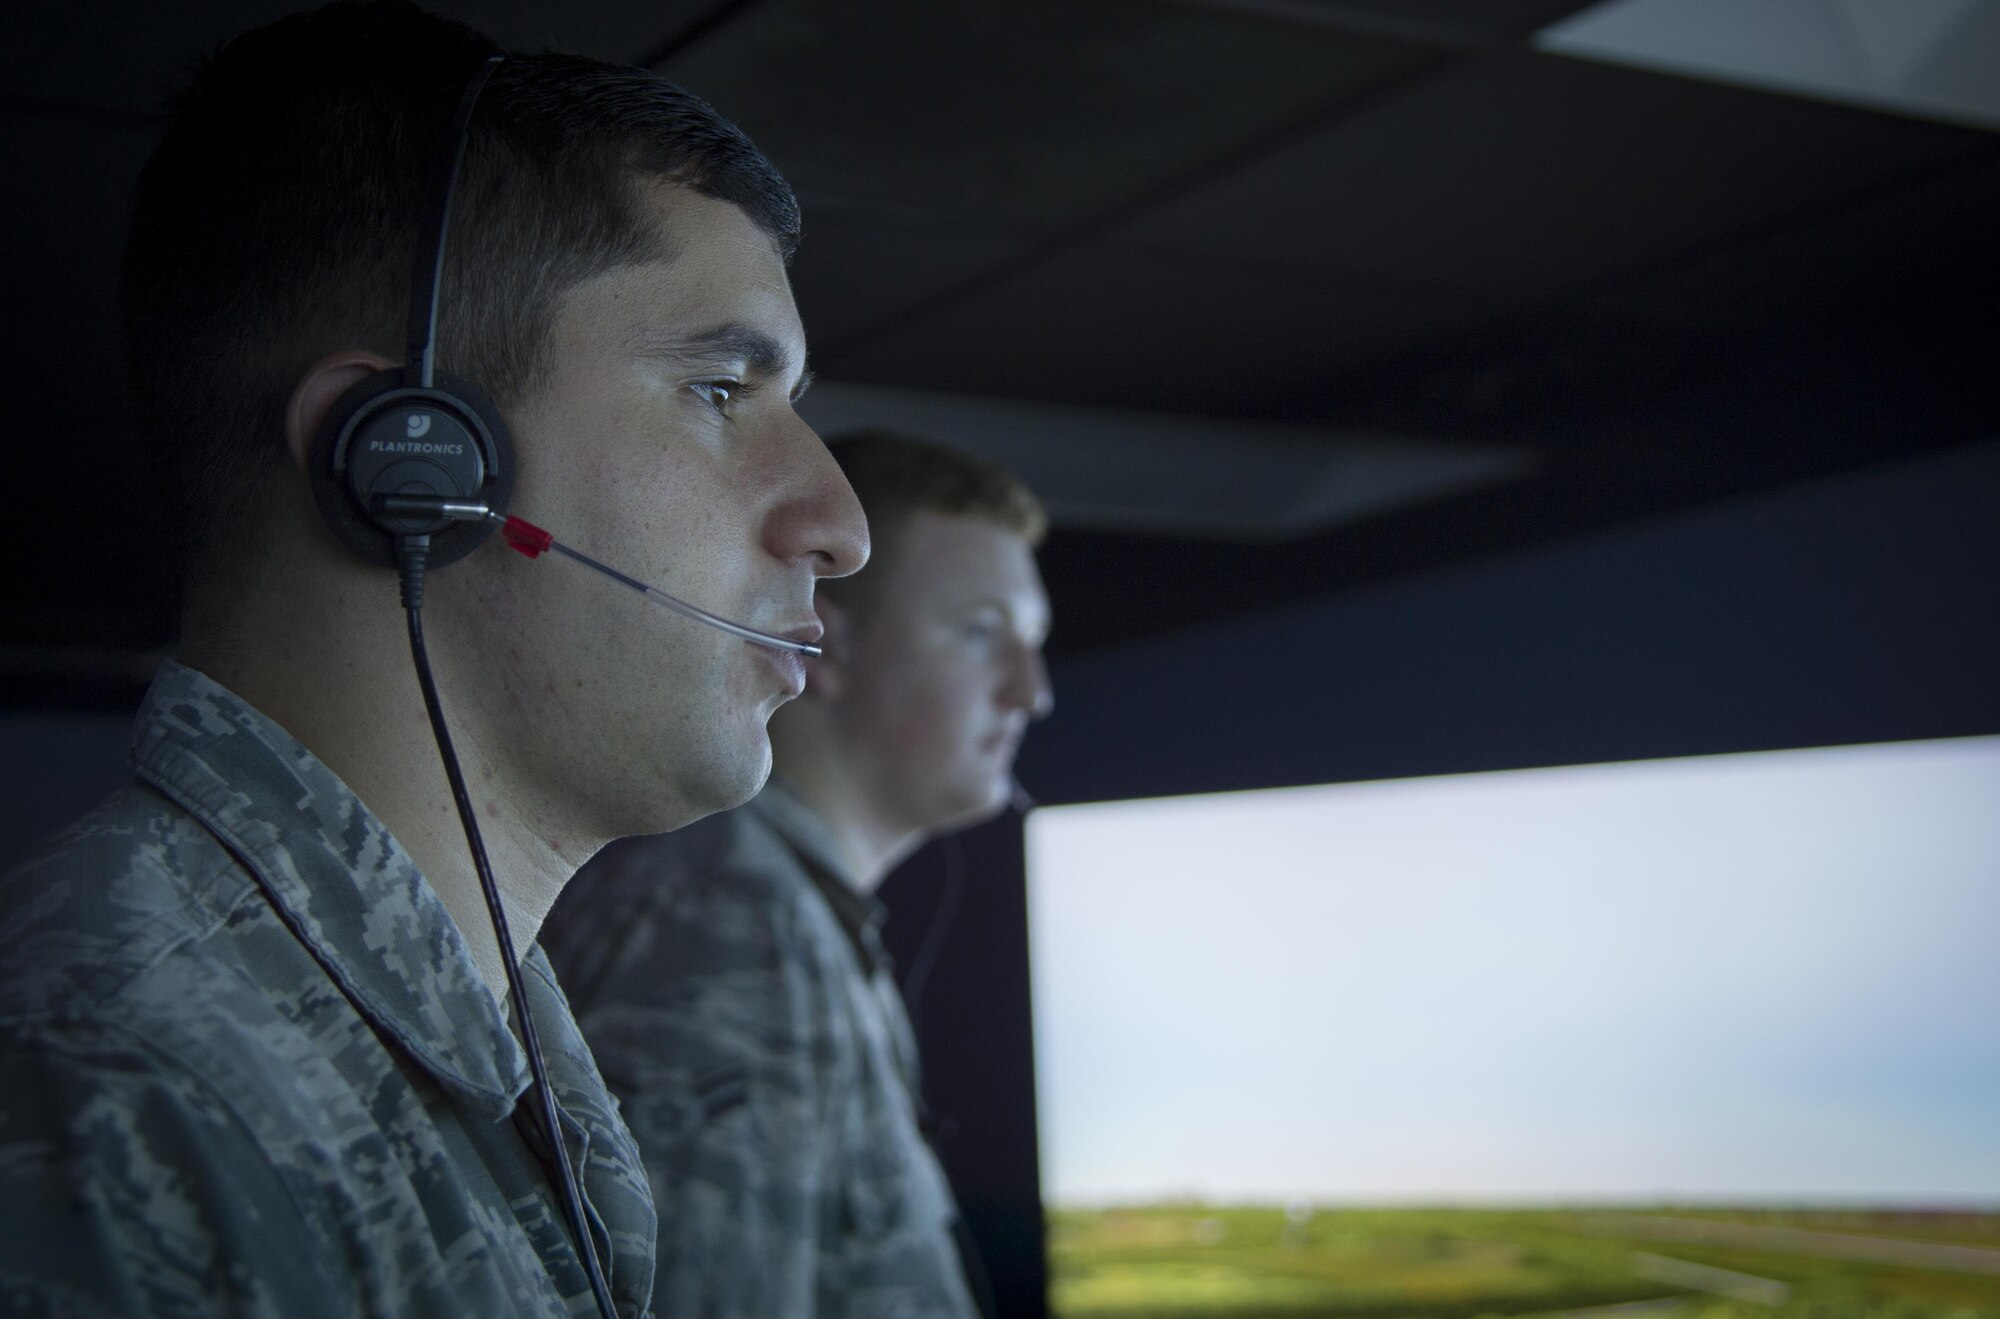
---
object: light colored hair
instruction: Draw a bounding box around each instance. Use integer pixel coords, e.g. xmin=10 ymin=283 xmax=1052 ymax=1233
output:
xmin=821 ymin=430 xmax=1046 ymax=621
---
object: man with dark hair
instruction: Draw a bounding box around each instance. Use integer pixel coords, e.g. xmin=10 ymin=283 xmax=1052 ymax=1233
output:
xmin=543 ymin=432 xmax=1053 ymax=1318
xmin=0 ymin=3 xmax=865 ymax=1314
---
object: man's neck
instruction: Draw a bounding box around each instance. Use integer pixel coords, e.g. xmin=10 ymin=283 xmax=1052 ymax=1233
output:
xmin=769 ymin=754 xmax=923 ymax=894
xmin=180 ymin=606 xmax=595 ymax=1007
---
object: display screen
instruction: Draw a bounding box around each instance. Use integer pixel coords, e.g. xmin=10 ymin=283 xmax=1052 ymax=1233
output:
xmin=1026 ymin=736 xmax=2000 ymax=1317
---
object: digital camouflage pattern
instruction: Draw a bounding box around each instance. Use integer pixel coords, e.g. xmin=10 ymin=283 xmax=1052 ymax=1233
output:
xmin=542 ymin=777 xmax=977 ymax=1319
xmin=0 ymin=661 xmax=655 ymax=1317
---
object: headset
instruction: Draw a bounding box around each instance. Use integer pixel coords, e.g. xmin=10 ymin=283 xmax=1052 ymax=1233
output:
xmin=306 ymin=53 xmax=837 ymax=1317
xmin=308 ymin=58 xmax=513 ymax=576
xmin=307 ymin=51 xmax=819 ymax=653
xmin=306 ymin=54 xmax=610 ymax=1318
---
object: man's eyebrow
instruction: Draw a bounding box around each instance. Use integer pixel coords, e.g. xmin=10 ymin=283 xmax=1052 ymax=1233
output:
xmin=632 ymin=324 xmax=797 ymax=379
xmin=968 ymin=592 xmax=1052 ymax=634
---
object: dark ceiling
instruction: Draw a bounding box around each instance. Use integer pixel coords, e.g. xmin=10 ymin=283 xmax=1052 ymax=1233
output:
xmin=4 ymin=0 xmax=1996 ymax=702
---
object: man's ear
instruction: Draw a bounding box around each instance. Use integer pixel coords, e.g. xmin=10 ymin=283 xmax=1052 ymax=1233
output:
xmin=284 ymin=350 xmax=399 ymax=474
xmin=802 ymin=597 xmax=852 ymax=702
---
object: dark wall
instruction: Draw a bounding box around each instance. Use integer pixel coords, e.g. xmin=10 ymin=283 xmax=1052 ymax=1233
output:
xmin=0 ymin=711 xmax=132 ymax=867
xmin=1018 ymin=436 xmax=2000 ymax=805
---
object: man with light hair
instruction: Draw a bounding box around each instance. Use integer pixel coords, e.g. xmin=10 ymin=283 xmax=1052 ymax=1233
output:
xmin=545 ymin=431 xmax=1054 ymax=1318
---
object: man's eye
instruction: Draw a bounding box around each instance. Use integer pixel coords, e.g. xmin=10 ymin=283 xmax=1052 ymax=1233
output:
xmin=690 ymin=380 xmax=737 ymax=411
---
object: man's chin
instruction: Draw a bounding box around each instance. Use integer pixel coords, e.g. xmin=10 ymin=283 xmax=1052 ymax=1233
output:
xmin=923 ymin=773 xmax=1014 ymax=836
xmin=631 ymin=733 xmax=772 ymax=836
xmin=713 ymin=735 xmax=776 ymax=814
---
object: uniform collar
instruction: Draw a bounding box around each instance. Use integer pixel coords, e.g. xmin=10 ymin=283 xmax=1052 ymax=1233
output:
xmin=130 ymin=660 xmax=530 ymax=1119
xmin=751 ymin=775 xmax=892 ymax=977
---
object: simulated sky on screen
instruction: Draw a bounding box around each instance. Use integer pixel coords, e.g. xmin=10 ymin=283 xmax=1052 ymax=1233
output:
xmin=1027 ymin=736 xmax=2000 ymax=1206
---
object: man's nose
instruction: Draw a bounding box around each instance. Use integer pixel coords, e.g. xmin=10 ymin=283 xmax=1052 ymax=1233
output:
xmin=1005 ymin=644 xmax=1053 ymax=721
xmin=767 ymin=416 xmax=869 ymax=581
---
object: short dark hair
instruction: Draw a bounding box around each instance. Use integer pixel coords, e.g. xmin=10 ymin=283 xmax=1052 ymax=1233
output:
xmin=122 ymin=0 xmax=800 ymax=596
xmin=819 ymin=430 xmax=1047 ymax=623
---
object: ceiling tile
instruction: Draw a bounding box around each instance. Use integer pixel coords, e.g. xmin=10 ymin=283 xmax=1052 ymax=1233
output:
xmin=1196 ymin=0 xmax=1597 ymax=41
xmin=1585 ymin=144 xmax=2000 ymax=334
xmin=658 ymin=0 xmax=1429 ymax=230
xmin=797 ymin=380 xmax=1530 ymax=539
xmin=1121 ymin=47 xmax=1984 ymax=298
xmin=1539 ymin=0 xmax=2000 ymax=132
xmin=822 ymin=241 xmax=1493 ymax=417
xmin=788 ymin=201 xmax=1028 ymax=348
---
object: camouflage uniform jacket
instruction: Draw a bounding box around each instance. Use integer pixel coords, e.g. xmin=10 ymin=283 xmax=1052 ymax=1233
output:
xmin=543 ymin=777 xmax=977 ymax=1319
xmin=0 ymin=661 xmax=655 ymax=1317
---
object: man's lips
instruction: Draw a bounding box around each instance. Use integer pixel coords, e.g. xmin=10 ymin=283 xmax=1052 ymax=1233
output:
xmin=770 ymin=622 xmax=824 ymax=649
xmin=982 ymin=720 xmax=1028 ymax=756
xmin=748 ymin=623 xmax=819 ymax=696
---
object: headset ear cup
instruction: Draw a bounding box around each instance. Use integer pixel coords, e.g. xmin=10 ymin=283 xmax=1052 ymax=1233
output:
xmin=308 ymin=367 xmax=514 ymax=570
xmin=429 ymin=370 xmax=515 ymax=565
xmin=311 ymin=367 xmax=408 ymax=567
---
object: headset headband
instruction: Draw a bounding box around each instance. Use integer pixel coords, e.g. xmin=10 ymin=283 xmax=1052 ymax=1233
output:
xmin=407 ymin=54 xmax=504 ymax=388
